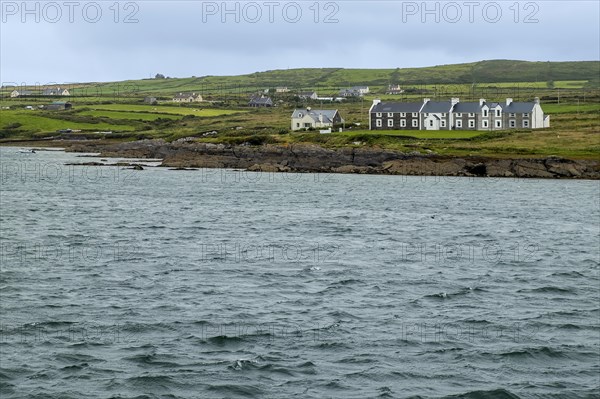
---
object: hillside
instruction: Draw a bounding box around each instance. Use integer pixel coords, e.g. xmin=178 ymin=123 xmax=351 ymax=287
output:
xmin=68 ymin=60 xmax=600 ymax=96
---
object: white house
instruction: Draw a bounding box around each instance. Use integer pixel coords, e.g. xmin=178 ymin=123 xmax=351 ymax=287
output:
xmin=10 ymin=90 xmax=33 ymax=97
xmin=291 ymin=108 xmax=344 ymax=131
xmin=42 ymin=87 xmax=70 ymax=96
xmin=172 ymin=92 xmax=203 ymax=103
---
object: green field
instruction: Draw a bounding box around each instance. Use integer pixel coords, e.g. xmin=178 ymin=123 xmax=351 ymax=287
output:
xmin=87 ymin=104 xmax=245 ymax=116
xmin=79 ymin=110 xmax=182 ymax=121
xmin=0 ymin=110 xmax=135 ymax=134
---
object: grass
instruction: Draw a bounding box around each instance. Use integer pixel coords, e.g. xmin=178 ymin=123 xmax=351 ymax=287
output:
xmin=86 ymin=104 xmax=245 ymax=116
xmin=0 ymin=110 xmax=135 ymax=134
xmin=79 ymin=110 xmax=182 ymax=121
xmin=336 ymin=130 xmax=484 ymax=139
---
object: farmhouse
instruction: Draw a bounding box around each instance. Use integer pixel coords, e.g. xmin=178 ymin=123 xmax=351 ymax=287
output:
xmin=10 ymin=90 xmax=33 ymax=97
xmin=249 ymin=96 xmax=273 ymax=107
xmin=291 ymin=108 xmax=343 ymax=131
xmin=45 ymin=101 xmax=72 ymax=111
xmin=369 ymin=98 xmax=549 ymax=131
xmin=275 ymin=87 xmax=290 ymax=93
xmin=385 ymin=84 xmax=404 ymax=95
xmin=42 ymin=87 xmax=70 ymax=96
xmin=172 ymin=92 xmax=203 ymax=103
xmin=297 ymin=91 xmax=318 ymax=100
xmin=339 ymin=86 xmax=369 ymax=97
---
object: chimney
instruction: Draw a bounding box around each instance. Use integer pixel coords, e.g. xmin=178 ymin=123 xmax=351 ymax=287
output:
xmin=451 ymin=97 xmax=459 ymax=106
xmin=534 ymin=97 xmax=540 ymax=104
xmin=319 ymin=113 xmax=323 ymax=123
xmin=372 ymin=99 xmax=381 ymax=106
xmin=479 ymin=98 xmax=485 ymax=106
xmin=506 ymin=98 xmax=513 ymax=106
xmin=307 ymin=106 xmax=311 ymax=111
xmin=423 ymin=98 xmax=430 ymax=103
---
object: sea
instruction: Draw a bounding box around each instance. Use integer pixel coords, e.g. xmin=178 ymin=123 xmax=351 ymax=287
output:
xmin=0 ymin=147 xmax=598 ymax=398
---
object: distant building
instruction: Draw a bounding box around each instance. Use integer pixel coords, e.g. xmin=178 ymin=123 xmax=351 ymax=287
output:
xmin=249 ymin=96 xmax=273 ymax=107
xmin=385 ymin=84 xmax=404 ymax=95
xmin=172 ymin=92 xmax=203 ymax=103
xmin=45 ymin=101 xmax=72 ymax=111
xmin=369 ymin=97 xmax=549 ymax=131
xmin=10 ymin=90 xmax=33 ymax=97
xmin=275 ymin=87 xmax=290 ymax=93
xmin=144 ymin=96 xmax=157 ymax=104
xmin=42 ymin=87 xmax=70 ymax=96
xmin=297 ymin=91 xmax=318 ymax=100
xmin=339 ymin=86 xmax=369 ymax=97
xmin=291 ymin=107 xmax=344 ymax=131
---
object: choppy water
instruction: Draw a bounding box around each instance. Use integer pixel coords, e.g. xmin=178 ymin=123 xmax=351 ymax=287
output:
xmin=0 ymin=147 xmax=598 ymax=398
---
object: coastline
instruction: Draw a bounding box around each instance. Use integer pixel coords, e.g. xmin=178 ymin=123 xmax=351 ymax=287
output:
xmin=2 ymin=139 xmax=599 ymax=179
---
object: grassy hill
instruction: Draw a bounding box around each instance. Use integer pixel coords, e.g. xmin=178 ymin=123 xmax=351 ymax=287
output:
xmin=16 ymin=59 xmax=595 ymax=97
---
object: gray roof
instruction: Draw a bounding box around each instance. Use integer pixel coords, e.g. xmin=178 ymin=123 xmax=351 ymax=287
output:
xmin=291 ymin=109 xmax=339 ymax=123
xmin=503 ymin=102 xmax=535 ymax=113
xmin=42 ymin=88 xmax=66 ymax=95
xmin=174 ymin=92 xmax=200 ymax=99
xmin=452 ymin=102 xmax=482 ymax=113
xmin=249 ymin=96 xmax=272 ymax=104
xmin=422 ymin=101 xmax=453 ymax=113
xmin=371 ymin=102 xmax=423 ymax=113
xmin=15 ymin=90 xmax=33 ymax=95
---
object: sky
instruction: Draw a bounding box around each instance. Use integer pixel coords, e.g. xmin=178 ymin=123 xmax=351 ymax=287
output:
xmin=1 ymin=0 xmax=599 ymax=84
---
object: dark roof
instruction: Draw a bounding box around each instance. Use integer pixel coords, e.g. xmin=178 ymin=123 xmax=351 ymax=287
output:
xmin=452 ymin=102 xmax=482 ymax=113
xmin=249 ymin=96 xmax=272 ymax=104
xmin=372 ymin=102 xmax=423 ymax=113
xmin=421 ymin=101 xmax=452 ymax=113
xmin=503 ymin=102 xmax=536 ymax=112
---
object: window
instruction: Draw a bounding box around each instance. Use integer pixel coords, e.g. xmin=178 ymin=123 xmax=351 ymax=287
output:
xmin=509 ymin=120 xmax=516 ymax=128
xmin=423 ymin=113 xmax=428 ymax=117
xmin=509 ymin=113 xmax=515 ymax=117
xmin=440 ymin=120 xmax=446 ymax=127
xmin=376 ymin=112 xmax=382 ymax=117
xmin=387 ymin=119 xmax=394 ymax=127
xmin=483 ymin=109 xmax=488 ymax=117
xmin=400 ymin=119 xmax=406 ymax=127
xmin=456 ymin=113 xmax=462 ymax=117
xmin=412 ymin=112 xmax=418 ymax=117
xmin=482 ymin=120 xmax=489 ymax=128
xmin=495 ymin=120 xmax=501 ymax=128
xmin=495 ymin=109 xmax=501 ymax=117
xmin=304 ymin=123 xmax=311 ymax=128
xmin=298 ymin=113 xmax=303 ymax=118
xmin=468 ymin=113 xmax=475 ymax=117
xmin=523 ymin=113 xmax=529 ymax=118
xmin=387 ymin=112 xmax=393 ymax=117
xmin=429 ymin=120 xmax=434 ymax=127
xmin=412 ymin=120 xmax=418 ymax=127
xmin=456 ymin=120 xmax=462 ymax=128
xmin=376 ymin=119 xmax=382 ymax=127
xmin=400 ymin=112 xmax=406 ymax=117
xmin=523 ymin=120 xmax=529 ymax=128
xmin=468 ymin=120 xmax=475 ymax=128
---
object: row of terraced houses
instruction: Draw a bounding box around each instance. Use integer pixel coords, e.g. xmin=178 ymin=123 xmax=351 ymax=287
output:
xmin=369 ymin=97 xmax=550 ymax=131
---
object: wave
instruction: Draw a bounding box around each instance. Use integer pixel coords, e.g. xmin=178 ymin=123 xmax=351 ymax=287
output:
xmin=438 ymin=389 xmax=521 ymax=399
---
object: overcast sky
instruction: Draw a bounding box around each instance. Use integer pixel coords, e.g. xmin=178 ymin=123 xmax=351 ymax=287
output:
xmin=1 ymin=0 xmax=599 ymax=84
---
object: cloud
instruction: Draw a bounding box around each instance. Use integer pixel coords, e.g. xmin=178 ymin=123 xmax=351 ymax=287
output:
xmin=1 ymin=0 xmax=598 ymax=83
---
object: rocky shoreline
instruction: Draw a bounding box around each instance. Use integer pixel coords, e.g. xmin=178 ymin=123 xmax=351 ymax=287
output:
xmin=57 ymin=139 xmax=600 ymax=179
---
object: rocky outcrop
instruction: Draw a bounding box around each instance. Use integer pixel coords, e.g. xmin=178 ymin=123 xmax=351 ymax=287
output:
xmin=64 ymin=140 xmax=600 ymax=179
